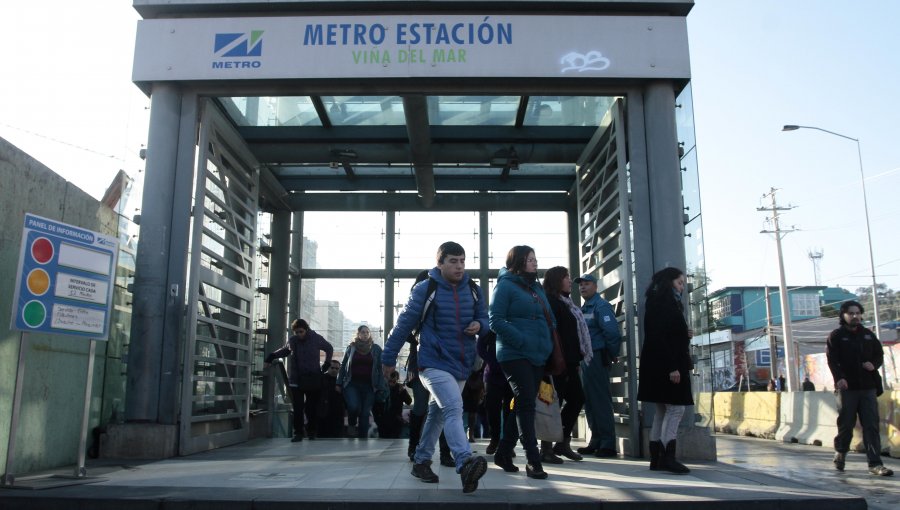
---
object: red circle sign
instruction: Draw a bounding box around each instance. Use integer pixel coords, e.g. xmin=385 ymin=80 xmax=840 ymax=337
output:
xmin=31 ymin=237 xmax=54 ymax=264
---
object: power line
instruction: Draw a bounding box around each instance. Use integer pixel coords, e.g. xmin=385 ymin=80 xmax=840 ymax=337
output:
xmin=0 ymin=122 xmax=127 ymax=162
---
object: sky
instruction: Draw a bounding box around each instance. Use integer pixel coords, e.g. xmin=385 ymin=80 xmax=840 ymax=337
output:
xmin=1 ymin=1 xmax=898 ymax=302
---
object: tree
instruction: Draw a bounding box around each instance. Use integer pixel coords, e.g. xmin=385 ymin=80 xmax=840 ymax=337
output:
xmin=853 ymin=284 xmax=894 ymax=324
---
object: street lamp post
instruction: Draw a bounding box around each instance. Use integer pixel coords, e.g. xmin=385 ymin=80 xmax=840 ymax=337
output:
xmin=782 ymin=125 xmax=882 ymax=343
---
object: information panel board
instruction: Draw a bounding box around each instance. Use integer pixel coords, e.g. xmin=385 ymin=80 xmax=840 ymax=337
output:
xmin=10 ymin=214 xmax=119 ymax=340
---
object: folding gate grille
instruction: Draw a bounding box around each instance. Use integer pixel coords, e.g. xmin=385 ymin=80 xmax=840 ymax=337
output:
xmin=575 ymin=99 xmax=640 ymax=456
xmin=180 ymin=101 xmax=260 ymax=455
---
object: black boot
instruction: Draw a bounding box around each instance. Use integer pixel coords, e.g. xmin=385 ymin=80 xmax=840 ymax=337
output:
xmin=540 ymin=441 xmax=564 ymax=464
xmin=407 ymin=413 xmax=424 ymax=461
xmin=439 ymin=432 xmax=455 ymax=467
xmin=553 ymin=438 xmax=583 ymax=461
xmin=493 ymin=442 xmax=519 ymax=472
xmin=526 ymin=461 xmax=548 ymax=479
xmin=649 ymin=440 xmax=663 ymax=471
xmin=662 ymin=440 xmax=690 ymax=474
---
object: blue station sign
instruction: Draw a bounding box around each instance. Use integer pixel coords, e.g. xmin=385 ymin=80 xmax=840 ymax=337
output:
xmin=10 ymin=214 xmax=118 ymax=340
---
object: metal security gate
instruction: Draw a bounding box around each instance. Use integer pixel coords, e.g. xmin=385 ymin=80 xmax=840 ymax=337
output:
xmin=574 ymin=99 xmax=640 ymax=457
xmin=180 ymin=101 xmax=260 ymax=455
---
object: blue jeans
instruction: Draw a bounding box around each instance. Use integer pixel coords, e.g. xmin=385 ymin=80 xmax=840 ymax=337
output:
xmin=343 ymin=380 xmax=375 ymax=438
xmin=413 ymin=368 xmax=472 ymax=472
xmin=500 ymin=359 xmax=544 ymax=465
xmin=581 ymin=354 xmax=616 ymax=450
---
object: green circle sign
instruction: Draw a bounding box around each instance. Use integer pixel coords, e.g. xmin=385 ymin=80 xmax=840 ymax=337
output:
xmin=22 ymin=300 xmax=47 ymax=328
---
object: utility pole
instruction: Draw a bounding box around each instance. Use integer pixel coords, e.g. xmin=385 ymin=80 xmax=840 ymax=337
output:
xmin=764 ymin=285 xmax=778 ymax=384
xmin=758 ymin=188 xmax=798 ymax=391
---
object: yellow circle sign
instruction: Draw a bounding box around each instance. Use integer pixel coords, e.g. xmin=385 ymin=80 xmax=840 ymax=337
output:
xmin=27 ymin=268 xmax=50 ymax=296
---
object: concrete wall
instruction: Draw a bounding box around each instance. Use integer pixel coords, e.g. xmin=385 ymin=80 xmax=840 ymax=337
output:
xmin=705 ymin=390 xmax=899 ymax=458
xmin=0 ymin=137 xmax=127 ymax=474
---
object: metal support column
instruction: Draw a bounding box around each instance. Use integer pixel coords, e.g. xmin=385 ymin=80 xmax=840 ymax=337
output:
xmin=288 ymin=212 xmax=303 ymax=320
xmin=126 ymin=82 xmax=184 ymax=423
xmin=643 ymin=81 xmax=687 ymax=271
xmin=566 ymin=208 xmax=580 ymax=300
xmin=268 ymin=213 xmax=291 ymax=345
xmin=384 ymin=210 xmax=396 ymax=336
xmin=479 ymin=210 xmax=490 ymax=307
xmin=266 ymin=211 xmax=291 ymax=434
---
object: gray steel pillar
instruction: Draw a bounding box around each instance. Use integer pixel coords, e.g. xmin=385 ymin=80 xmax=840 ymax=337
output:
xmin=641 ymin=81 xmax=715 ymax=460
xmin=265 ymin=211 xmax=291 ymax=433
xmin=288 ymin=212 xmax=303 ymax=320
xmin=267 ymin=212 xmax=291 ymax=355
xmin=126 ymin=83 xmax=188 ymax=423
xmin=626 ymin=88 xmax=654 ymax=304
xmin=566 ymin=208 xmax=580 ymax=302
xmin=643 ymin=81 xmax=687 ymax=271
xmin=479 ymin=211 xmax=489 ymax=308
xmin=384 ymin=210 xmax=396 ymax=336
xmin=159 ymin=93 xmax=198 ymax=424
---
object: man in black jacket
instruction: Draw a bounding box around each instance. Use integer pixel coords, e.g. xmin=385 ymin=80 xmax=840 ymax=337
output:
xmin=826 ymin=300 xmax=892 ymax=476
xmin=265 ymin=319 xmax=334 ymax=442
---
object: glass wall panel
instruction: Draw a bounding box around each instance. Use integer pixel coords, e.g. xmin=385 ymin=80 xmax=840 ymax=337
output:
xmin=676 ymin=82 xmax=713 ymax=431
xmin=523 ymin=96 xmax=614 ymax=127
xmin=322 ymin=96 xmax=406 ymax=125
xmin=487 ymin=211 xmax=568 ymax=273
xmin=430 ymin=96 xmax=518 ymax=126
xmin=681 ymin=149 xmax=701 ymax=225
xmin=303 ymin=211 xmax=385 ymax=269
xmin=220 ymin=97 xmax=323 ymax=127
xmin=300 ymin=278 xmax=385 ymax=352
xmin=675 ymin=83 xmax=696 ymax=153
xmin=395 ymin=212 xmax=481 ymax=270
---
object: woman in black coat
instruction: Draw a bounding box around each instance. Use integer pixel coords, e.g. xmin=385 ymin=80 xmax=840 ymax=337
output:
xmin=636 ymin=267 xmax=693 ymax=474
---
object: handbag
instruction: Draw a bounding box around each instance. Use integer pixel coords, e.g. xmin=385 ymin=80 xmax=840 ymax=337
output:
xmin=534 ymin=379 xmax=563 ymax=442
xmin=514 ymin=282 xmax=565 ymax=376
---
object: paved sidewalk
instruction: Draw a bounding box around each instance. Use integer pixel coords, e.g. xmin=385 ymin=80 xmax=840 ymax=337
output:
xmin=0 ymin=436 xmax=868 ymax=509
xmin=716 ymin=434 xmax=899 ymax=510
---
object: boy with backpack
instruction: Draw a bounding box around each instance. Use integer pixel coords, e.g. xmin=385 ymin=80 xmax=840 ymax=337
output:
xmin=381 ymin=241 xmax=489 ymax=493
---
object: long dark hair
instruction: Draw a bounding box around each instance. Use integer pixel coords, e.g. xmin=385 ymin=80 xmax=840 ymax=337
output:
xmin=505 ymin=245 xmax=534 ymax=274
xmin=542 ymin=266 xmax=569 ymax=297
xmin=645 ymin=267 xmax=684 ymax=299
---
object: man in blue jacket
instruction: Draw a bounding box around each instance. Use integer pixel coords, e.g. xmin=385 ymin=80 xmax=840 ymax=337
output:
xmin=382 ymin=241 xmax=489 ymax=493
xmin=575 ymin=273 xmax=622 ymax=457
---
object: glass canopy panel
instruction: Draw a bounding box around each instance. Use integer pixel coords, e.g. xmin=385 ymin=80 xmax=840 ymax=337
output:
xmin=429 ymin=96 xmax=519 ymax=126
xmin=322 ymin=96 xmax=406 ymax=125
xmin=219 ymin=97 xmax=323 ymax=127
xmin=523 ymin=96 xmax=614 ymax=126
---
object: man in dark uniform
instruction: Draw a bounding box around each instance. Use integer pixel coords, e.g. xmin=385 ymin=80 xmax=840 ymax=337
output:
xmin=826 ymin=300 xmax=892 ymax=476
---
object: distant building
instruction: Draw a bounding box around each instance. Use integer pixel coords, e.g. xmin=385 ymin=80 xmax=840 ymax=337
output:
xmin=312 ymin=299 xmax=346 ymax=348
xmin=707 ymin=286 xmax=856 ymax=333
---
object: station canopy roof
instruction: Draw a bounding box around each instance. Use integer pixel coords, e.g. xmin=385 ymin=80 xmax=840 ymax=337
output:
xmin=216 ymin=94 xmax=617 ymax=202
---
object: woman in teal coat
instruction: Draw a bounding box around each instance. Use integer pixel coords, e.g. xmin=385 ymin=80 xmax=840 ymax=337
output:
xmin=489 ymin=245 xmax=554 ymax=479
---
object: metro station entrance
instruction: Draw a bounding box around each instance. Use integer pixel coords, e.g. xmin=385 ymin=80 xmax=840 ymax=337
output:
xmin=120 ymin=1 xmax=709 ymax=461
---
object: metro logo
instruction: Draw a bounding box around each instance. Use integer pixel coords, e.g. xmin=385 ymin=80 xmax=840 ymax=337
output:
xmin=214 ymin=31 xmax=264 ymax=57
